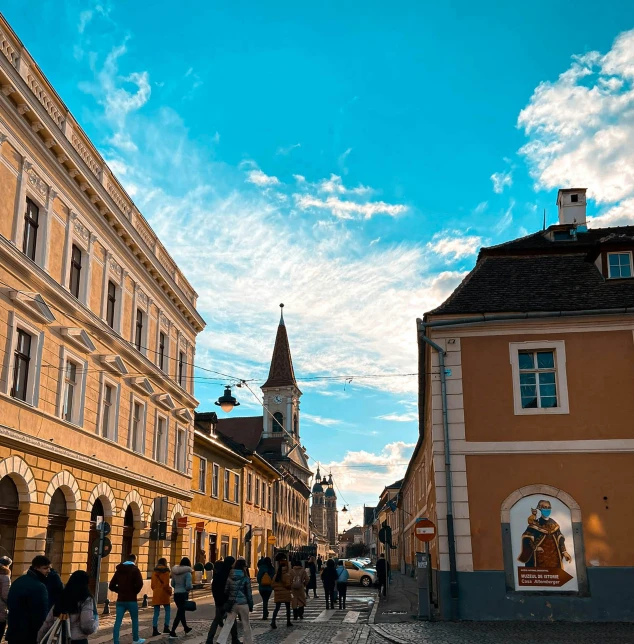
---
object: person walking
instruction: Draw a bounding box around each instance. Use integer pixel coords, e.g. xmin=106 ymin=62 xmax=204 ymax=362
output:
xmin=256 ymin=557 xmax=274 ymax=620
xmin=376 ymin=553 xmax=388 ymax=598
xmin=316 ymin=556 xmax=323 ymax=572
xmin=0 ymin=557 xmax=11 ymax=642
xmin=335 ymin=561 xmax=349 ymax=610
xmin=205 ymin=557 xmax=238 ymax=644
xmin=320 ymin=559 xmax=337 ymax=610
xmin=37 ymin=570 xmax=98 ymax=644
xmin=217 ymin=560 xmax=253 ymax=644
xmin=5 ymin=555 xmax=50 ymax=644
xmin=109 ymin=554 xmax=145 ymax=644
xmin=150 ymin=558 xmax=172 ymax=636
xmin=169 ymin=557 xmax=193 ymax=638
xmin=305 ymin=556 xmax=317 ymax=599
xmin=43 ymin=567 xmax=64 ymax=612
xmin=270 ymin=558 xmax=292 ymax=629
xmin=290 ymin=559 xmax=309 ymax=620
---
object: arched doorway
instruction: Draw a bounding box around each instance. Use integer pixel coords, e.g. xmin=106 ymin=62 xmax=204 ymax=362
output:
xmin=87 ymin=498 xmax=105 ymax=594
xmin=170 ymin=516 xmax=181 ymax=565
xmin=122 ymin=505 xmax=135 ymax=561
xmin=0 ymin=476 xmax=20 ymax=561
xmin=45 ymin=489 xmax=68 ymax=573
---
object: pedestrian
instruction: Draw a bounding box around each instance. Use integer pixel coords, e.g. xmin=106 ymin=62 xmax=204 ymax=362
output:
xmin=316 ymin=556 xmax=323 ymax=572
xmin=305 ymin=556 xmax=317 ymax=599
xmin=37 ymin=570 xmax=98 ymax=644
xmin=335 ymin=561 xmax=349 ymax=610
xmin=290 ymin=559 xmax=309 ymax=620
xmin=270 ymin=558 xmax=292 ymax=629
xmin=169 ymin=557 xmax=193 ymax=638
xmin=205 ymin=556 xmax=238 ymax=644
xmin=0 ymin=557 xmax=12 ymax=642
xmin=320 ymin=559 xmax=337 ymax=610
xmin=109 ymin=553 xmax=145 ymax=644
xmin=376 ymin=553 xmax=388 ymax=598
xmin=43 ymin=567 xmax=64 ymax=612
xmin=5 ymin=554 xmax=50 ymax=644
xmin=256 ymin=557 xmax=274 ymax=620
xmin=217 ymin=559 xmax=253 ymax=644
xmin=150 ymin=558 xmax=171 ymax=637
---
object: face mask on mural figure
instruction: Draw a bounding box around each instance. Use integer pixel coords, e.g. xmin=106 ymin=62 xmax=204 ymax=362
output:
xmin=540 ymin=509 xmax=551 ymax=518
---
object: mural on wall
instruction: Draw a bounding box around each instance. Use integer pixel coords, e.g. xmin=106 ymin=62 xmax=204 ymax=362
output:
xmin=510 ymin=494 xmax=578 ymax=592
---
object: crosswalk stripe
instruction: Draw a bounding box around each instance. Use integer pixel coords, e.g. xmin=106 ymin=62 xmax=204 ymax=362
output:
xmin=343 ymin=611 xmax=360 ymax=623
xmin=314 ymin=609 xmax=337 ymax=622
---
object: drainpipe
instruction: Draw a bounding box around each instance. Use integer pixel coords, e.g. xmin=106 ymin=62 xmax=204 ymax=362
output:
xmin=417 ymin=319 xmax=459 ymax=620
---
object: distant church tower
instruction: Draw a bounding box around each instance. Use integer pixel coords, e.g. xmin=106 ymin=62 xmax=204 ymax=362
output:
xmin=325 ymin=473 xmax=338 ymax=549
xmin=311 ymin=466 xmax=327 ymax=536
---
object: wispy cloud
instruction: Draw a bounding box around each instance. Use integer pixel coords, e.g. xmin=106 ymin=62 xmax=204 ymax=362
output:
xmin=427 ymin=232 xmax=482 ymax=260
xmin=495 ymin=199 xmax=515 ymax=233
xmin=491 ymin=169 xmax=513 ymax=194
xmin=246 ymin=169 xmax=280 ymax=186
xmin=302 ymin=413 xmax=341 ymax=427
xmin=277 ymin=143 xmax=301 ymax=155
xmin=294 ymin=194 xmax=406 ymax=220
xmin=376 ymin=412 xmax=418 ymax=422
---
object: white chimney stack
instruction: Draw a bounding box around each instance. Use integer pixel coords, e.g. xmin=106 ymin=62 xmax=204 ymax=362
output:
xmin=557 ymin=188 xmax=587 ymax=226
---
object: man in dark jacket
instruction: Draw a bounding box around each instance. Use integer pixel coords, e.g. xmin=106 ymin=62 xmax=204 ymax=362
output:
xmin=205 ymin=557 xmax=238 ymax=644
xmin=109 ymin=554 xmax=145 ymax=644
xmin=43 ymin=568 xmax=64 ymax=611
xmin=376 ymin=553 xmax=389 ymax=597
xmin=6 ymin=555 xmax=51 ymax=644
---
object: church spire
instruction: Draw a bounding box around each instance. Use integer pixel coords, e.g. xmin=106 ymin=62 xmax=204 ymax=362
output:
xmin=262 ymin=303 xmax=298 ymax=389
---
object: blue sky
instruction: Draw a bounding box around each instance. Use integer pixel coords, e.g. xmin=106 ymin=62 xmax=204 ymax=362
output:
xmin=5 ymin=1 xmax=634 ymax=524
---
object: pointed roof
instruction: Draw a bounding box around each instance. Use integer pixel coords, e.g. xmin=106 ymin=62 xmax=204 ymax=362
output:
xmin=262 ymin=304 xmax=298 ymax=389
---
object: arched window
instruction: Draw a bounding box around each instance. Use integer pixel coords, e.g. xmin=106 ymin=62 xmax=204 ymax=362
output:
xmin=122 ymin=506 xmax=135 ymax=561
xmin=272 ymin=412 xmax=283 ymax=433
xmin=87 ymin=498 xmax=105 ymax=594
xmin=46 ymin=489 xmax=68 ymax=573
xmin=0 ymin=476 xmax=20 ymax=561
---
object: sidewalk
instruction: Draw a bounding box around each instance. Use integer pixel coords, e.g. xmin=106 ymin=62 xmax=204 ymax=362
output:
xmin=373 ymin=573 xmax=420 ymax=624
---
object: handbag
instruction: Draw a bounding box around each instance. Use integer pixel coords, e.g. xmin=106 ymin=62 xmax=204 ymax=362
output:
xmin=40 ymin=614 xmax=71 ymax=644
xmin=184 ymin=600 xmax=197 ymax=612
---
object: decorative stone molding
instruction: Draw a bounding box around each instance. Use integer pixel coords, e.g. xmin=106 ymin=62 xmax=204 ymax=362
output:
xmin=154 ymin=392 xmax=176 ymax=410
xmin=108 ymin=256 xmax=123 ymax=280
xmin=500 ymin=484 xmax=582 ymax=523
xmin=59 ymin=327 xmax=96 ymax=353
xmin=73 ymin=218 xmax=90 ymax=243
xmin=44 ymin=138 xmax=55 ymax=149
xmin=90 ymin=194 xmax=100 ymax=204
xmin=5 ymin=289 xmax=55 ymax=323
xmin=68 ymin=168 xmax=79 ymax=178
xmin=31 ymin=121 xmax=43 ymax=133
xmin=136 ymin=286 xmax=148 ymax=308
xmin=170 ymin=502 xmax=186 ymax=522
xmin=43 ymin=470 xmax=81 ymax=511
xmin=99 ymin=354 xmax=128 ymax=375
xmin=17 ymin=103 xmax=30 ymax=115
xmin=175 ymin=408 xmax=193 ymax=423
xmin=79 ymin=182 xmax=89 ymax=192
xmin=1 ymin=84 xmax=15 ymax=96
xmin=87 ymin=481 xmax=117 ymax=517
xmin=0 ymin=455 xmax=37 ymax=503
xmin=26 ymin=165 xmax=48 ymax=197
xmin=121 ymin=489 xmax=145 ymax=523
xmin=128 ymin=376 xmax=155 ymax=395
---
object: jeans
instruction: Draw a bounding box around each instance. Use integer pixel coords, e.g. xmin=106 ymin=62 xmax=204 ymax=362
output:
xmin=113 ymin=600 xmax=139 ymax=644
xmin=260 ymin=589 xmax=272 ymax=618
xmin=153 ymin=604 xmax=171 ymax=628
xmin=206 ymin=605 xmax=238 ymax=644
xmin=271 ymin=602 xmax=291 ymax=625
xmin=323 ymin=586 xmax=336 ymax=609
xmin=171 ymin=592 xmax=189 ymax=632
xmin=218 ymin=604 xmax=252 ymax=644
xmin=337 ymin=583 xmax=348 ymax=608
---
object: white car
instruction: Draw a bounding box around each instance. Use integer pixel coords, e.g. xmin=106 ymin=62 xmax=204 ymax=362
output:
xmin=338 ymin=558 xmax=377 ymax=587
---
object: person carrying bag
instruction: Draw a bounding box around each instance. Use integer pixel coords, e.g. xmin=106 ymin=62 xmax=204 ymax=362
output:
xmin=335 ymin=561 xmax=349 ymax=610
xmin=169 ymin=557 xmax=193 ymax=638
xmin=217 ymin=560 xmax=253 ymax=644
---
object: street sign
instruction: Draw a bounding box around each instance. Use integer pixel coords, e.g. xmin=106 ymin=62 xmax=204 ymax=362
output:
xmin=91 ymin=537 xmax=112 ymax=558
xmin=267 ymin=535 xmax=277 ymax=545
xmin=414 ymin=518 xmax=436 ymax=543
xmin=518 ymin=567 xmax=573 ymax=588
xmin=101 ymin=521 xmax=111 ymax=536
xmin=177 ymin=517 xmax=188 ymax=529
xmin=196 ymin=521 xmax=205 ymax=533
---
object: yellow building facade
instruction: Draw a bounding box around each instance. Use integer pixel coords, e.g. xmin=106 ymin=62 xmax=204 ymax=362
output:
xmin=0 ymin=14 xmax=204 ymax=598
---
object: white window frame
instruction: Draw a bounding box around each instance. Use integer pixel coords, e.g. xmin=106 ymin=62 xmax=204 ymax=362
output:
xmin=607 ymin=251 xmax=634 ymax=279
xmin=56 ymin=346 xmax=88 ymax=427
xmin=133 ymin=307 xmax=148 ymax=354
xmin=96 ymin=373 xmax=121 ymax=441
xmin=103 ymin=278 xmax=121 ymax=331
xmin=224 ymin=469 xmax=231 ymax=501
xmin=246 ymin=472 xmax=253 ymax=503
xmin=2 ymin=312 xmax=44 ymax=407
xmin=196 ymin=454 xmax=207 ymax=493
xmin=128 ymin=395 xmax=147 ymax=454
xmin=153 ymin=412 xmax=169 ymax=464
xmin=234 ymin=472 xmax=240 ymax=503
xmin=174 ymin=424 xmax=187 ymax=473
xmin=63 ymin=220 xmax=93 ymax=307
xmin=254 ymin=477 xmax=260 ymax=507
xmin=212 ymin=463 xmax=220 ymax=498
xmin=509 ymin=341 xmax=569 ymax=416
xmin=21 ymin=192 xmax=48 ymax=268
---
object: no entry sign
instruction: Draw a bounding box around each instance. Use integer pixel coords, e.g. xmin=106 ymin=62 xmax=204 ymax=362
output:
xmin=415 ymin=518 xmax=436 ymax=543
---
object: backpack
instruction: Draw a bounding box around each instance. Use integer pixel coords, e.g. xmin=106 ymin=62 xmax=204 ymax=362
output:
xmin=292 ymin=572 xmax=304 ymax=590
xmin=260 ymin=572 xmax=272 ymax=586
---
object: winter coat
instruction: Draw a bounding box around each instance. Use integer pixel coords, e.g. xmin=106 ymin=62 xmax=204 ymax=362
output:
xmin=224 ymin=570 xmax=253 ymax=610
xmin=151 ymin=565 xmax=172 ymax=605
xmin=6 ymin=568 xmax=48 ymax=643
xmin=305 ymin=561 xmax=317 ymax=590
xmin=336 ymin=565 xmax=349 ymax=584
xmin=256 ymin=562 xmax=275 ymax=595
xmin=211 ymin=558 xmax=234 ymax=606
xmin=376 ymin=558 xmax=388 ymax=579
xmin=170 ymin=565 xmax=193 ymax=595
xmin=0 ymin=565 xmax=10 ymax=623
xmin=271 ymin=565 xmax=292 ymax=604
xmin=320 ymin=565 xmax=338 ymax=591
xmin=290 ymin=566 xmax=309 ymax=609
xmin=44 ymin=569 xmax=64 ymax=611
xmin=108 ymin=562 xmax=143 ymax=602
xmin=37 ymin=597 xmax=98 ymax=642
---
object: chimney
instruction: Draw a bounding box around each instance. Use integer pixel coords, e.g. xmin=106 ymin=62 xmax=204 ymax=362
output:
xmin=556 ymin=188 xmax=587 ymax=227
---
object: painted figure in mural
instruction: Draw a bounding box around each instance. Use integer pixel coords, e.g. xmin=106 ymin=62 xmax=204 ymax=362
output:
xmin=517 ymin=500 xmax=572 ymax=568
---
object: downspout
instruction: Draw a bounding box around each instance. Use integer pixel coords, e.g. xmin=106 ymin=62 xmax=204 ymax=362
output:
xmin=417 ymin=318 xmax=459 ymax=620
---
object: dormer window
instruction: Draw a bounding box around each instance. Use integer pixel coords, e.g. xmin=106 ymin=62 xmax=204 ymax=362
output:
xmin=570 ymin=194 xmax=579 ymax=203
xmin=607 ymin=252 xmax=633 ymax=279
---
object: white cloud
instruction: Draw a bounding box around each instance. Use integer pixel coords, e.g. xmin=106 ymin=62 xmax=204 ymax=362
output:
xmin=302 ymin=413 xmax=341 ymax=427
xmin=427 ymin=233 xmax=482 ymax=260
xmin=317 ymin=174 xmax=373 ymax=196
xmin=491 ymin=169 xmax=513 ymax=193
xmin=473 ymin=201 xmax=488 ymax=215
xmin=495 ymin=199 xmax=515 ymax=233
xmin=246 ymin=169 xmax=280 ymax=186
xmin=376 ymin=412 xmax=418 ymax=422
xmin=277 ymin=143 xmax=301 ymax=155
xmin=293 ymin=174 xmax=306 ymax=184
xmin=294 ymin=194 xmax=406 ymax=220
xmin=213 ymin=131 xmax=220 ymax=144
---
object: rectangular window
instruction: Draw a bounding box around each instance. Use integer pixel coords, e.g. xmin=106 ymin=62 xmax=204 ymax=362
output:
xmin=69 ymin=244 xmax=82 ymax=298
xmin=175 ymin=427 xmax=186 ymax=472
xmin=178 ymin=351 xmax=186 ymax=387
xmin=247 ymin=473 xmax=253 ymax=502
xmin=221 ymin=536 xmax=229 ymax=559
xmin=570 ymin=193 xmax=579 ymax=203
xmin=518 ymin=350 xmax=558 ymax=409
xmin=156 ymin=416 xmax=167 ymax=464
xmin=231 ymin=537 xmax=238 ymax=559
xmin=63 ymin=360 xmax=78 ymax=423
xmin=131 ymin=401 xmax=144 ymax=452
xmin=197 ymin=456 xmax=207 ymax=492
xmin=255 ymin=478 xmax=260 ymax=506
xmin=267 ymin=485 xmax=272 ymax=511
xmin=23 ymin=198 xmax=39 ymax=261
xmin=224 ymin=470 xmax=230 ymax=500
xmin=135 ymin=309 xmax=144 ymax=351
xmin=212 ymin=464 xmax=219 ymax=497
xmin=159 ymin=332 xmax=166 ymax=371
xmin=608 ymin=252 xmax=633 ymax=279
xmin=106 ymin=281 xmax=117 ymax=328
xmin=261 ymin=483 xmax=266 ymax=510
xmin=11 ymin=329 xmax=31 ymax=401
xmin=234 ymin=473 xmax=240 ymax=503
xmin=101 ymin=383 xmax=114 ymax=439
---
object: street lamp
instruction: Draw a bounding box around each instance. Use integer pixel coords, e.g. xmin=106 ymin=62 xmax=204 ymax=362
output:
xmin=341 ymin=505 xmax=348 ymax=513
xmin=215 ymin=386 xmax=240 ymax=413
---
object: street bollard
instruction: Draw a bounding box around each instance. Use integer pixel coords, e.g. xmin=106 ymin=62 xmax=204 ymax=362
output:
xmin=141 ymin=594 xmax=148 ymax=608
xmin=102 ymin=599 xmax=110 ymax=615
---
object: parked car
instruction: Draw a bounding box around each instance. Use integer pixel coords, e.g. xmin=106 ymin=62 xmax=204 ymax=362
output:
xmin=350 ymin=557 xmax=372 ymax=566
xmin=337 ymin=558 xmax=377 ymax=587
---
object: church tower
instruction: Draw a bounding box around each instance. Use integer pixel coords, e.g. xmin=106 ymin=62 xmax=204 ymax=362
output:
xmin=325 ymin=473 xmax=338 ymax=549
xmin=261 ymin=304 xmax=302 ymax=452
xmin=311 ymin=466 xmax=327 ymax=536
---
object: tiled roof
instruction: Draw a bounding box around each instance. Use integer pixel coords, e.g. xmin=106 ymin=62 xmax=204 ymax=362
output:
xmin=213 ymin=416 xmax=264 ymax=452
xmin=431 ymin=225 xmax=634 ymax=316
xmin=363 ymin=507 xmax=376 ymax=526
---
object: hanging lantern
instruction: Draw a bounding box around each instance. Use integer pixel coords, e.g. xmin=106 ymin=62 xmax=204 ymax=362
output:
xmin=215 ymin=386 xmax=240 ymax=413
xmin=342 ymin=505 xmax=348 ymax=513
